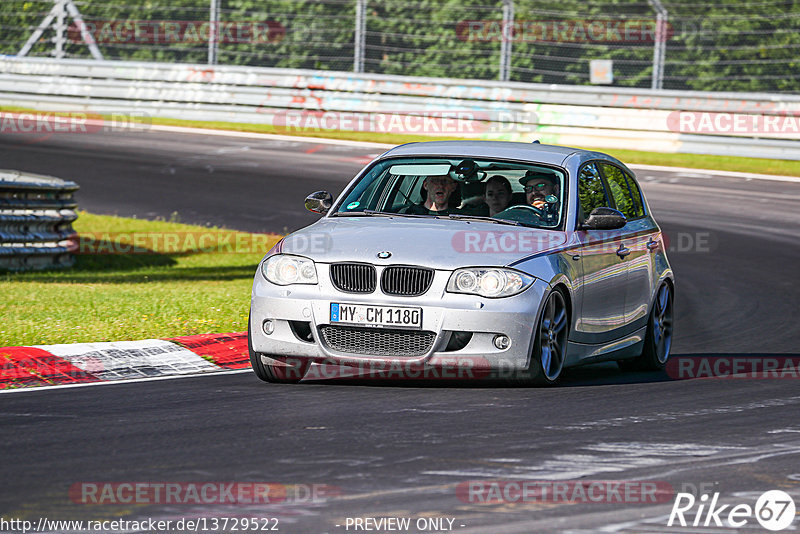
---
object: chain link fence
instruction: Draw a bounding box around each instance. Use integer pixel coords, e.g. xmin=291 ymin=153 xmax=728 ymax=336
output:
xmin=1 ymin=0 xmax=799 ymax=92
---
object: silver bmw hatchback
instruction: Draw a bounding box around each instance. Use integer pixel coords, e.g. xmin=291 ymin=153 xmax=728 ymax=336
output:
xmin=249 ymin=141 xmax=674 ymax=385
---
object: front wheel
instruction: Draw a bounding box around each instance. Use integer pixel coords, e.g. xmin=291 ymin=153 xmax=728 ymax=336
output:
xmin=248 ymin=314 xmax=309 ymax=383
xmin=530 ymin=289 xmax=570 ymax=385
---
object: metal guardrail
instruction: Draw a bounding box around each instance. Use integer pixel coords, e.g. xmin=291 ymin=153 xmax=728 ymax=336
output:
xmin=0 ymin=170 xmax=79 ymax=271
xmin=0 ymin=57 xmax=799 ymax=160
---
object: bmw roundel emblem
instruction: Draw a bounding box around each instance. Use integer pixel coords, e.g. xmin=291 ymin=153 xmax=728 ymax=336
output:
xmin=377 ymin=251 xmax=392 ymax=259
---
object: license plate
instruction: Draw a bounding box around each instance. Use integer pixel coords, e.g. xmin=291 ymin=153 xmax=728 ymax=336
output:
xmin=330 ymin=303 xmax=422 ymax=329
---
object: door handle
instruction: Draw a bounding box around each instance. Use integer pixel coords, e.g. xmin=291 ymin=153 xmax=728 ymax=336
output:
xmin=646 ymin=239 xmax=660 ymax=251
xmin=617 ymin=245 xmax=631 ymax=258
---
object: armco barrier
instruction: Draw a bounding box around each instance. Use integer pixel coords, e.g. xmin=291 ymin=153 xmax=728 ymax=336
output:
xmin=0 ymin=170 xmax=79 ymax=271
xmin=0 ymin=57 xmax=799 ymax=160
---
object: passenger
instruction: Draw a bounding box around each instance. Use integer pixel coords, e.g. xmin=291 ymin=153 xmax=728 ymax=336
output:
xmin=404 ymin=175 xmax=460 ymax=215
xmin=520 ymin=171 xmax=559 ymax=210
xmin=484 ymin=175 xmax=513 ymax=216
xmin=457 ymin=181 xmax=490 ymax=216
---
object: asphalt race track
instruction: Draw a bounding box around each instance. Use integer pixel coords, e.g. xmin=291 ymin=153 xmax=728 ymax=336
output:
xmin=1 ymin=128 xmax=799 ymax=533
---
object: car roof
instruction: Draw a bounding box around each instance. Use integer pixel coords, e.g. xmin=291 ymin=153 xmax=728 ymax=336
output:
xmin=378 ymin=140 xmax=632 ymax=174
xmin=379 ymin=140 xmax=583 ymax=166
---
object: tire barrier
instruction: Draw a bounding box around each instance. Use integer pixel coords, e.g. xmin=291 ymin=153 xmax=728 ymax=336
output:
xmin=0 ymin=170 xmax=79 ymax=271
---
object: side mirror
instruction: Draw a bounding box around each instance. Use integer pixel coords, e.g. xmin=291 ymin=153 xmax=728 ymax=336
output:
xmin=582 ymin=207 xmax=627 ymax=230
xmin=305 ymin=191 xmax=333 ymax=215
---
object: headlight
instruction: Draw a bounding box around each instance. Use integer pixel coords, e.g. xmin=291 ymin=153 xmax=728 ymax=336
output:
xmin=446 ymin=268 xmax=533 ymax=298
xmin=262 ymin=254 xmax=318 ymax=285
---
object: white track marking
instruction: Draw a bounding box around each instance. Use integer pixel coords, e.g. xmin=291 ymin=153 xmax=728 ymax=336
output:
xmin=147 ymin=123 xmax=394 ymax=149
xmin=34 ymin=339 xmax=218 ymax=380
xmin=422 ymin=442 xmax=747 ymax=481
xmin=628 ymin=163 xmax=800 ymax=183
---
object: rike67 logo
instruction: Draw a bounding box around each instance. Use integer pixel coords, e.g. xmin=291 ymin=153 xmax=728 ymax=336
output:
xmin=668 ymin=490 xmax=796 ymax=531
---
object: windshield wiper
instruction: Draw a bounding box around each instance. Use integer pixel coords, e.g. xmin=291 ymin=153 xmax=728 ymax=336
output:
xmin=331 ymin=210 xmax=430 ymax=219
xmin=330 ymin=211 xmax=373 ymax=217
xmin=364 ymin=210 xmax=434 ymax=219
xmin=332 ymin=211 xmax=523 ymax=225
xmin=446 ymin=214 xmax=521 ymax=226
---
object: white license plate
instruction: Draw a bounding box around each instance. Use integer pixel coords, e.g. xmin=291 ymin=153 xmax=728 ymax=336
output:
xmin=330 ymin=303 xmax=422 ymax=329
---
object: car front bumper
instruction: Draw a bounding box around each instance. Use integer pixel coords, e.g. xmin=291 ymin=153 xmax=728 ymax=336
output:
xmin=250 ymin=263 xmax=550 ymax=378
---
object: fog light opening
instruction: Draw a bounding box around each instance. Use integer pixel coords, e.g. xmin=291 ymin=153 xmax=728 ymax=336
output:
xmin=444 ymin=331 xmax=473 ymax=352
xmin=493 ymin=335 xmax=511 ymax=350
xmin=289 ymin=320 xmax=314 ymax=342
xmin=262 ymin=319 xmax=275 ymax=335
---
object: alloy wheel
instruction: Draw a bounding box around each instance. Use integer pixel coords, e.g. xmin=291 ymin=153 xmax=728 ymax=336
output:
xmin=539 ymin=290 xmax=569 ymax=382
xmin=652 ymin=283 xmax=673 ymax=364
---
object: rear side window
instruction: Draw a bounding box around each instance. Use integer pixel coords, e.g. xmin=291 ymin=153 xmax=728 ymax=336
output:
xmin=625 ymin=172 xmax=645 ymax=217
xmin=577 ymin=163 xmax=610 ymax=218
xmin=599 ymin=163 xmax=642 ymax=220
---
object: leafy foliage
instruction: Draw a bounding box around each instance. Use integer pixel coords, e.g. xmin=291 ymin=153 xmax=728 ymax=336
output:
xmin=2 ymin=0 xmax=798 ymax=92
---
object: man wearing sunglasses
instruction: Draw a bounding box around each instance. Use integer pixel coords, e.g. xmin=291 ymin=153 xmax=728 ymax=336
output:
xmin=520 ymin=170 xmax=559 ymax=210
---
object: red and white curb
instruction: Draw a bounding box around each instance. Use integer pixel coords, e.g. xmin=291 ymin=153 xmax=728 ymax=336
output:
xmin=0 ymin=332 xmax=249 ymax=390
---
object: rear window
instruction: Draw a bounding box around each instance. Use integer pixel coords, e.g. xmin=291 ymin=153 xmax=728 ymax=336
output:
xmin=625 ymin=171 xmax=646 ymax=217
xmin=599 ymin=163 xmax=643 ymax=220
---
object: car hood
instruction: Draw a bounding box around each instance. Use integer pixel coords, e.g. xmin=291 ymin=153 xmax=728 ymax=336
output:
xmin=276 ymin=216 xmax=569 ymax=270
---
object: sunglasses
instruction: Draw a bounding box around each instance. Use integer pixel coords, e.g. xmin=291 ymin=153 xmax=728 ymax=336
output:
xmin=524 ymin=183 xmax=551 ymax=193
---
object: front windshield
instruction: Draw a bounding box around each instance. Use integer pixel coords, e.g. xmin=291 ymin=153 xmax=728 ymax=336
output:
xmin=333 ymin=157 xmax=567 ymax=228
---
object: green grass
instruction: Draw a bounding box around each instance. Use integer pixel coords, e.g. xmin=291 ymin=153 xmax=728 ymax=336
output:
xmin=3 ymin=105 xmax=799 ymax=177
xmin=149 ymin=115 xmax=442 ymax=144
xmin=599 ymin=148 xmax=800 ymax=177
xmin=0 ymin=212 xmax=281 ymax=346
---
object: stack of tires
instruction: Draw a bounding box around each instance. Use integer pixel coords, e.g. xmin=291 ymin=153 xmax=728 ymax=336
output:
xmin=0 ymin=170 xmax=79 ymax=271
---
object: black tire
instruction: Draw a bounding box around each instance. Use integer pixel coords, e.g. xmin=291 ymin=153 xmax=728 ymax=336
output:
xmin=505 ymin=288 xmax=569 ymax=386
xmin=248 ymin=313 xmax=309 ymax=384
xmin=617 ymin=281 xmax=674 ymax=372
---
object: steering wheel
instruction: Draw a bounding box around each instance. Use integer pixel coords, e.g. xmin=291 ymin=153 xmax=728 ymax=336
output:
xmin=496 ymin=204 xmax=545 ymax=218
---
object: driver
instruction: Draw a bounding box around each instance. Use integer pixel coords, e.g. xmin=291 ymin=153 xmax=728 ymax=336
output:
xmin=520 ymin=171 xmax=559 ymax=209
